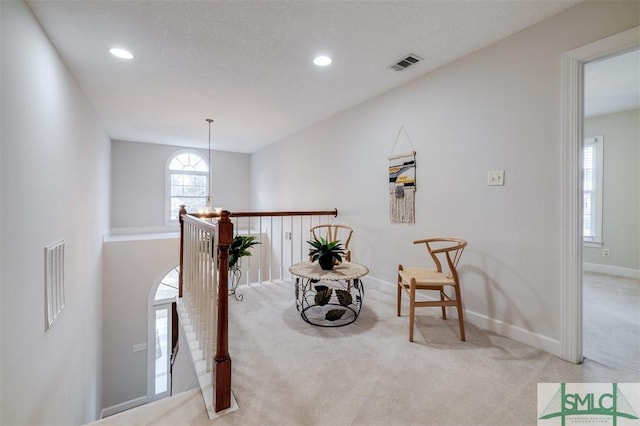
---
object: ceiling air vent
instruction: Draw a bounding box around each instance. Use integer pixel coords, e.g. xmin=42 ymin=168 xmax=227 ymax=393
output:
xmin=390 ymin=53 xmax=423 ymax=71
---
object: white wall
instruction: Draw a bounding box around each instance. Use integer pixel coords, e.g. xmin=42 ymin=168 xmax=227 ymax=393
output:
xmin=583 ymin=108 xmax=640 ymax=274
xmin=251 ymin=2 xmax=640 ymax=355
xmin=102 ymin=235 xmax=179 ymax=411
xmin=111 ymin=140 xmax=251 ymax=233
xmin=0 ymin=1 xmax=110 ymax=424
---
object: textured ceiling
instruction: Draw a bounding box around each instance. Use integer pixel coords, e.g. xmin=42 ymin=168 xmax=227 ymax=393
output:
xmin=27 ymin=0 xmax=585 ymax=153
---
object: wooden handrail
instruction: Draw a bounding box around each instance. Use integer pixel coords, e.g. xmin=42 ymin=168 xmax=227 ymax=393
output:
xmin=187 ymin=208 xmax=338 ymax=220
xmin=229 ymin=209 xmax=338 ymax=218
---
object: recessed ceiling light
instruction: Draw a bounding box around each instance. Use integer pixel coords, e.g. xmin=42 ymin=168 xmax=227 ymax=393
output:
xmin=109 ymin=48 xmax=134 ymax=60
xmin=313 ymin=56 xmax=332 ymax=66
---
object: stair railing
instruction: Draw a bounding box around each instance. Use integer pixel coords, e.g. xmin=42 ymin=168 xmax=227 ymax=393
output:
xmin=178 ymin=206 xmax=338 ymax=415
xmin=228 ymin=209 xmax=338 ymax=286
xmin=178 ymin=206 xmax=232 ymax=414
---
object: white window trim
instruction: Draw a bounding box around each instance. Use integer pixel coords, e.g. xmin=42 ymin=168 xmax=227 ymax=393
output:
xmin=165 ymin=149 xmax=210 ymax=224
xmin=147 ymin=265 xmax=180 ymax=402
xmin=583 ymin=135 xmax=604 ymax=246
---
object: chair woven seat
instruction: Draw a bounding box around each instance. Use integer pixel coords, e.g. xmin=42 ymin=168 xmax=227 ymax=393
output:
xmin=398 ymin=267 xmax=454 ymax=286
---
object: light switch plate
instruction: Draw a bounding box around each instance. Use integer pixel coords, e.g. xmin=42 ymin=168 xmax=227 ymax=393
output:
xmin=488 ymin=170 xmax=505 ymax=186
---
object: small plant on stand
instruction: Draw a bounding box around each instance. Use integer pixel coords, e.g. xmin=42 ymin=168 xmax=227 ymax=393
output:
xmin=228 ymin=235 xmax=260 ymax=301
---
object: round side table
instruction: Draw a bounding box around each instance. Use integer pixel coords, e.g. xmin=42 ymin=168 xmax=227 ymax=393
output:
xmin=289 ymin=261 xmax=369 ymax=327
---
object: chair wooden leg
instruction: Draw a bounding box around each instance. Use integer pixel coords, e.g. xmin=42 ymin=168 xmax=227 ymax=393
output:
xmin=397 ymin=265 xmax=402 ymax=317
xmin=440 ymin=289 xmax=447 ymax=320
xmin=409 ymin=279 xmax=416 ymax=342
xmin=454 ymin=285 xmax=466 ymax=341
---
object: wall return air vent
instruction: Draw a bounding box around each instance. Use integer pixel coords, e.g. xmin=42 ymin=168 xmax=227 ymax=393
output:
xmin=390 ymin=53 xmax=423 ymax=71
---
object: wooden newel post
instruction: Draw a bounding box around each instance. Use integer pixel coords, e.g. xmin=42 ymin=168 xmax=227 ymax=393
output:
xmin=178 ymin=204 xmax=187 ymax=298
xmin=214 ymin=210 xmax=233 ymax=411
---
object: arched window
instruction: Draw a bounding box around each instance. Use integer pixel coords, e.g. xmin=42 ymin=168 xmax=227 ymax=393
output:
xmin=155 ymin=266 xmax=179 ymax=302
xmin=166 ymin=150 xmax=209 ymax=221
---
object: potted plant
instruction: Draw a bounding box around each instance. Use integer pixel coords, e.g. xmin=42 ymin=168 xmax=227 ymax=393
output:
xmin=307 ymin=236 xmax=345 ymax=270
xmin=229 ymin=235 xmax=260 ymax=269
xmin=228 ymin=235 xmax=260 ymax=301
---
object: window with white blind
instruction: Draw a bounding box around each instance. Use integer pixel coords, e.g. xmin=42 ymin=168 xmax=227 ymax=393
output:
xmin=583 ymin=135 xmax=604 ymax=246
xmin=166 ymin=150 xmax=209 ymax=222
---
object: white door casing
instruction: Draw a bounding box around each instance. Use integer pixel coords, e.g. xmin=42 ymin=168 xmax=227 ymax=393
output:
xmin=561 ymin=26 xmax=640 ymax=364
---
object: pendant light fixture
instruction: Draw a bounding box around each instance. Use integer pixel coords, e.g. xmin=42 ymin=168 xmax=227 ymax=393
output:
xmin=205 ymin=118 xmax=213 ymax=213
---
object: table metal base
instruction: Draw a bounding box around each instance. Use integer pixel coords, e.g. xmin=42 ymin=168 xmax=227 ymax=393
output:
xmin=294 ymin=278 xmax=364 ymax=327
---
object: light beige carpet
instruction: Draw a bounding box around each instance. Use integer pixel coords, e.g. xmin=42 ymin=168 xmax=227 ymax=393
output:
xmin=95 ymin=279 xmax=639 ymax=426
xmin=583 ymin=272 xmax=640 ymax=374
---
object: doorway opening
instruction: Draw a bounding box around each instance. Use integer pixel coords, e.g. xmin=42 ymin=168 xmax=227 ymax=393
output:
xmin=149 ymin=266 xmax=179 ymax=400
xmin=582 ymin=49 xmax=640 ymax=369
xmin=561 ymin=26 xmax=639 ymax=364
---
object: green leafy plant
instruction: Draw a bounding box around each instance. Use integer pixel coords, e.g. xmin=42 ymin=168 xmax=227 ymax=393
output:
xmin=307 ymin=236 xmax=345 ymax=270
xmin=229 ymin=235 xmax=260 ymax=268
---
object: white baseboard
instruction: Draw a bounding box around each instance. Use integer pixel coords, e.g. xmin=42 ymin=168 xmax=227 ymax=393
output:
xmin=463 ymin=310 xmax=561 ymax=357
xmin=100 ymin=395 xmax=149 ymax=419
xmin=367 ymin=275 xmax=562 ymax=357
xmin=583 ymin=263 xmax=640 ymax=279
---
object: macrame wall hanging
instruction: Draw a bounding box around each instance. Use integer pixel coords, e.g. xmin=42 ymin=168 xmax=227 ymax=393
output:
xmin=388 ymin=126 xmax=416 ymax=224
